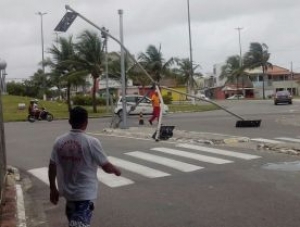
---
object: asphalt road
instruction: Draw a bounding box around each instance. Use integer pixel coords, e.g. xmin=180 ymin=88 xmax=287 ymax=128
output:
xmin=126 ymin=99 xmax=300 ymax=139
xmin=5 ymin=99 xmax=300 ymax=227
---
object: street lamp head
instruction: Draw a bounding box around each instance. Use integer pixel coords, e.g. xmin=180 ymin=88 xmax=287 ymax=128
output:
xmin=0 ymin=59 xmax=7 ymax=70
xmin=36 ymin=12 xmax=47 ymax=16
xmin=3 ymin=69 xmax=7 ymax=76
xmin=65 ymin=5 xmax=71 ymax=11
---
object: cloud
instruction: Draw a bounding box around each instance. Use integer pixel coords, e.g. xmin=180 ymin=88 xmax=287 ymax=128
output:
xmin=1 ymin=0 xmax=300 ymax=79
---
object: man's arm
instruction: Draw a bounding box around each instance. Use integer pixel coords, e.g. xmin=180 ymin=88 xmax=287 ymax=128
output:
xmin=48 ymin=161 xmax=59 ymax=205
xmin=102 ymin=162 xmax=121 ymax=176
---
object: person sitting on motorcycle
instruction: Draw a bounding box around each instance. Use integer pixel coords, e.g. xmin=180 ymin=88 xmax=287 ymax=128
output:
xmin=39 ymin=107 xmax=46 ymax=119
xmin=28 ymin=100 xmax=40 ymax=119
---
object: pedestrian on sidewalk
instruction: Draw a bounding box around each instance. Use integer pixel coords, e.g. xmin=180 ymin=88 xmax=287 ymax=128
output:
xmin=149 ymin=91 xmax=161 ymax=125
xmin=48 ymin=106 xmax=121 ymax=227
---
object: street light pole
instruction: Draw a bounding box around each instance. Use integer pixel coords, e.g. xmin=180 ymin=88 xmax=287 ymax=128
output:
xmin=36 ymin=12 xmax=47 ymax=100
xmin=36 ymin=12 xmax=47 ymax=73
xmin=290 ymin=61 xmax=293 ymax=96
xmin=119 ymin=9 xmax=127 ymax=129
xmin=235 ymin=27 xmax=243 ymax=98
xmin=235 ymin=27 xmax=243 ymax=66
xmin=101 ymin=27 xmax=110 ymax=113
xmin=187 ymin=0 xmax=194 ymax=96
xmin=0 ymin=59 xmax=7 ymax=185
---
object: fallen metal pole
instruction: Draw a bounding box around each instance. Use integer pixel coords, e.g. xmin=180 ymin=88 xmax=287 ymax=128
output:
xmin=65 ymin=5 xmax=257 ymax=133
xmin=65 ymin=5 xmax=165 ymax=135
xmin=160 ymin=86 xmax=245 ymax=121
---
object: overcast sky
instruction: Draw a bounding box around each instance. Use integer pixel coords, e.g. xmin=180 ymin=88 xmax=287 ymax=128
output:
xmin=1 ymin=0 xmax=300 ymax=81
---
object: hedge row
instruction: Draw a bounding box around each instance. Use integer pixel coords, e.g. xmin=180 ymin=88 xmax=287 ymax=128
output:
xmin=72 ymin=95 xmax=114 ymax=106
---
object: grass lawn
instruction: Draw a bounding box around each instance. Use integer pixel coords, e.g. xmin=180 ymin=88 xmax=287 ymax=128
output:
xmin=1 ymin=95 xmax=219 ymax=122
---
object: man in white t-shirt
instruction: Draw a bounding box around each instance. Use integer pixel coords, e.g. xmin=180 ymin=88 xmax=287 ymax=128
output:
xmin=48 ymin=106 xmax=121 ymax=227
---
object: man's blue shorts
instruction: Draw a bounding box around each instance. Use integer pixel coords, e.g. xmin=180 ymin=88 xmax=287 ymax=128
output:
xmin=65 ymin=200 xmax=94 ymax=227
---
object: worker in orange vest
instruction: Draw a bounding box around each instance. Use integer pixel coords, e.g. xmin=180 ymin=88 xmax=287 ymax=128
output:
xmin=149 ymin=91 xmax=161 ymax=125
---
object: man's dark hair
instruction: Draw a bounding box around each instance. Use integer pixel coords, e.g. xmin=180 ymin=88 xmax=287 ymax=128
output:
xmin=69 ymin=106 xmax=88 ymax=129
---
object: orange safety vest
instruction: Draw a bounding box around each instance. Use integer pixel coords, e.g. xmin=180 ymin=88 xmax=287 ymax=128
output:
xmin=151 ymin=94 xmax=160 ymax=107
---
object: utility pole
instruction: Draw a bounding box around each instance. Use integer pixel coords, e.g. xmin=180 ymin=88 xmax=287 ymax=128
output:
xmin=119 ymin=9 xmax=127 ymax=129
xmin=36 ymin=12 xmax=47 ymax=100
xmin=235 ymin=27 xmax=243 ymax=66
xmin=235 ymin=27 xmax=243 ymax=99
xmin=101 ymin=27 xmax=110 ymax=113
xmin=290 ymin=61 xmax=293 ymax=96
xmin=187 ymin=0 xmax=194 ymax=96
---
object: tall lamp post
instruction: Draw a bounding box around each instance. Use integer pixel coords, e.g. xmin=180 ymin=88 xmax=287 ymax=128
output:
xmin=235 ymin=27 xmax=243 ymax=98
xmin=187 ymin=0 xmax=194 ymax=96
xmin=36 ymin=12 xmax=47 ymax=100
xmin=235 ymin=27 xmax=243 ymax=66
xmin=101 ymin=27 xmax=110 ymax=113
xmin=0 ymin=60 xmax=7 ymax=94
xmin=118 ymin=9 xmax=127 ymax=129
xmin=0 ymin=59 xmax=7 ymax=186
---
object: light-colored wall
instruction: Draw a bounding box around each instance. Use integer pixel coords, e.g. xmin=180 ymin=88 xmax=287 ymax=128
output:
xmin=161 ymin=87 xmax=187 ymax=101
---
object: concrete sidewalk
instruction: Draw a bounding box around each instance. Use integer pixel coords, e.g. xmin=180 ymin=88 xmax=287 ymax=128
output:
xmin=0 ymin=167 xmax=25 ymax=227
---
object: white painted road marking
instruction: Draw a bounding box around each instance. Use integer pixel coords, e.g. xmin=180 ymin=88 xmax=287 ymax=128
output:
xmin=275 ymin=137 xmax=300 ymax=143
xmin=16 ymin=184 xmax=27 ymax=227
xmin=97 ymin=169 xmax=134 ymax=188
xmin=176 ymin=143 xmax=261 ymax=160
xmin=151 ymin=147 xmax=233 ymax=164
xmin=108 ymin=156 xmax=170 ymax=178
xmin=29 ymin=166 xmax=135 ymax=188
xmin=126 ymin=151 xmax=203 ymax=172
xmin=28 ymin=167 xmax=49 ymax=185
xmin=251 ymin=138 xmax=283 ymax=144
xmin=28 ymin=143 xmax=263 ymax=189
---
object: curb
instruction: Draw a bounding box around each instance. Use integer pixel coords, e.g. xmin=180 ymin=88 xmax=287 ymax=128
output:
xmin=97 ymin=127 xmax=251 ymax=146
xmin=1 ymin=166 xmax=26 ymax=227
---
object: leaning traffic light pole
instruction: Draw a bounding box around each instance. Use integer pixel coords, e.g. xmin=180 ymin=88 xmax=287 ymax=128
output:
xmin=55 ymin=5 xmax=167 ymax=139
xmin=55 ymin=5 xmax=261 ymax=139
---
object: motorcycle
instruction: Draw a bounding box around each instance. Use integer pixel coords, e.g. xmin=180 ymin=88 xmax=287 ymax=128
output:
xmin=27 ymin=109 xmax=54 ymax=123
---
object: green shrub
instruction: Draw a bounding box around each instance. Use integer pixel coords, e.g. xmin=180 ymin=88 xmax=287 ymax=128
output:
xmin=163 ymin=94 xmax=173 ymax=104
xmin=72 ymin=95 xmax=107 ymax=106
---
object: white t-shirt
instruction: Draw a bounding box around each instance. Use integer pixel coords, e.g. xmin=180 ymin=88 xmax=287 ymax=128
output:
xmin=33 ymin=103 xmax=38 ymax=111
xmin=50 ymin=129 xmax=108 ymax=201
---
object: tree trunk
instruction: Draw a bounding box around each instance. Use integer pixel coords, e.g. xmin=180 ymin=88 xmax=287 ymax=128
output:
xmin=186 ymin=80 xmax=189 ymax=100
xmin=262 ymin=67 xmax=265 ymax=100
xmin=236 ymin=75 xmax=239 ymax=99
xmin=67 ymin=83 xmax=71 ymax=112
xmin=92 ymin=77 xmax=97 ymax=113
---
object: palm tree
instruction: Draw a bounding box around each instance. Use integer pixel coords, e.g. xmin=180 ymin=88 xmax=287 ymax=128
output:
xmin=46 ymin=36 xmax=84 ymax=111
xmin=106 ymin=51 xmax=137 ymax=87
xmin=74 ymin=30 xmax=104 ymax=113
xmin=174 ymin=58 xmax=202 ymax=94
xmin=30 ymin=69 xmax=47 ymax=98
xmin=243 ymin=42 xmax=273 ymax=99
xmin=220 ymin=55 xmax=247 ymax=98
xmin=138 ymin=45 xmax=174 ymax=83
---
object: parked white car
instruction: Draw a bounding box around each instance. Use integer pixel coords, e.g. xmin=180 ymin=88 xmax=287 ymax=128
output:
xmin=114 ymin=95 xmax=169 ymax=116
xmin=226 ymin=94 xmax=245 ymax=100
xmin=196 ymin=93 xmax=209 ymax=100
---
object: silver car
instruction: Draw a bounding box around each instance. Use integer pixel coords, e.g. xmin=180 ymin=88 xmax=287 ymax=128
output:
xmin=114 ymin=95 xmax=169 ymax=116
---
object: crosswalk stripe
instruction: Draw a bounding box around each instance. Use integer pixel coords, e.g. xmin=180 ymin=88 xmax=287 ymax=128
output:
xmin=151 ymin=147 xmax=233 ymax=164
xmin=251 ymin=138 xmax=283 ymax=144
xmin=28 ymin=167 xmax=49 ymax=185
xmin=176 ymin=143 xmax=261 ymax=160
xmin=97 ymin=169 xmax=134 ymax=188
xmin=28 ymin=167 xmax=134 ymax=188
xmin=126 ymin=151 xmax=203 ymax=172
xmin=275 ymin=137 xmax=300 ymax=143
xmin=108 ymin=156 xmax=170 ymax=178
